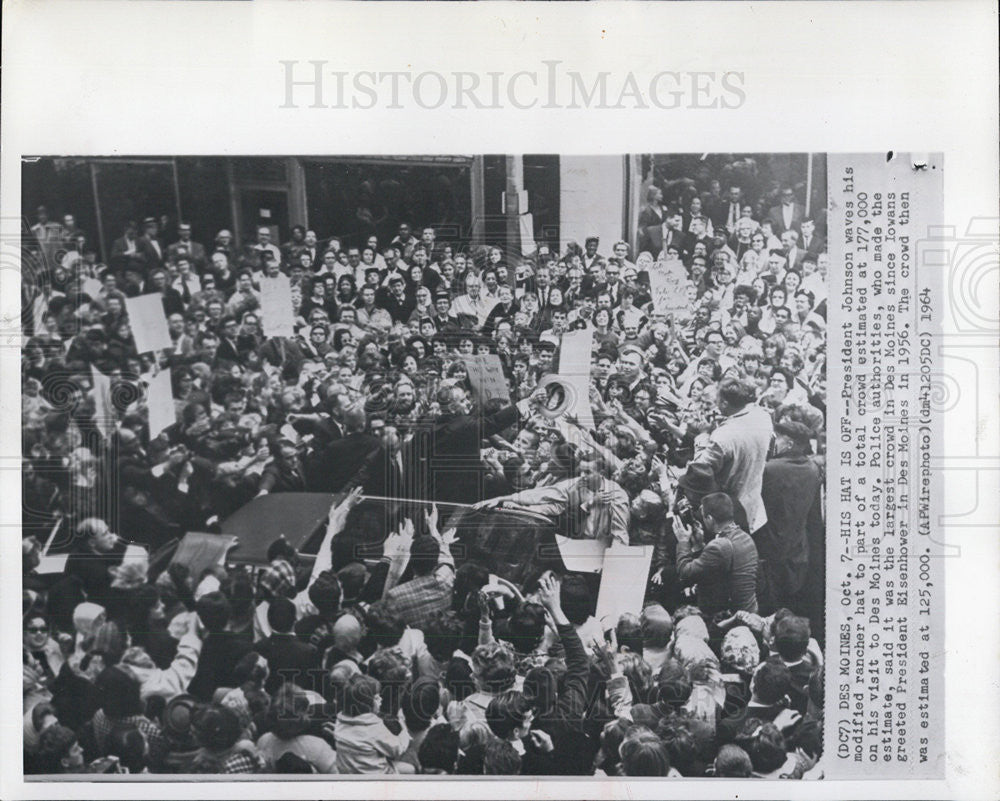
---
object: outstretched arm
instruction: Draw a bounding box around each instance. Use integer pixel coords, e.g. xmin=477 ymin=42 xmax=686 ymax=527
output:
xmin=309 ymin=487 xmax=364 ymax=584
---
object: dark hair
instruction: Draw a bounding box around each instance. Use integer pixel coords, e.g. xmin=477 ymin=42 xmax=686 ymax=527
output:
xmin=451 ymin=562 xmax=490 ymax=614
xmin=790 ymin=716 xmax=824 ymax=758
xmin=483 ymin=740 xmax=521 ymax=775
xmin=96 ymin=665 xmax=143 ymax=719
xmin=655 ymin=659 xmax=692 ymax=710
xmin=772 ymin=615 xmax=811 ymax=661
xmin=266 ymin=596 xmax=297 ymax=634
xmin=193 ymin=704 xmax=242 ymax=752
xmin=559 ymin=575 xmax=593 ymax=626
xmin=752 ymin=659 xmax=792 ymax=705
xmin=506 ymin=602 xmax=547 ymax=655
xmin=418 ymin=723 xmax=459 ymax=774
xmin=232 ymin=651 xmax=268 ymax=688
xmin=735 ymin=719 xmax=787 ymax=773
xmin=619 ymin=728 xmax=670 ymax=776
xmin=423 ymin=611 xmax=466 ymax=663
xmin=407 ymin=535 xmax=441 ymax=577
xmin=307 ymin=570 xmax=341 ymax=618
xmin=195 ymin=591 xmax=231 ymax=634
xmin=444 ymin=656 xmax=476 ymax=703
xmin=717 ymin=376 xmax=756 ymax=407
xmin=485 ymin=690 xmax=529 ymax=740
xmin=402 ymin=677 xmax=441 ymax=733
xmin=656 ymin=715 xmax=700 ymax=777
xmin=36 ymin=724 xmax=78 ymax=772
xmin=616 ymin=614 xmax=644 ymax=655
xmin=364 ymin=603 xmax=405 ymax=650
xmin=107 ymin=724 xmax=147 ymax=773
xmin=700 ymin=491 xmax=735 ymax=524
xmin=714 ymin=743 xmax=753 ymax=777
xmin=522 ymin=666 xmax=557 ymax=716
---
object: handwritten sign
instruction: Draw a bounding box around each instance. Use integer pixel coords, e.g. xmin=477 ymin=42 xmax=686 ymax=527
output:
xmin=648 ymin=258 xmax=689 ymax=315
xmin=125 ymin=293 xmax=173 ymax=354
xmin=461 ymin=354 xmax=510 ymax=406
xmin=260 ymin=276 xmax=295 ymax=338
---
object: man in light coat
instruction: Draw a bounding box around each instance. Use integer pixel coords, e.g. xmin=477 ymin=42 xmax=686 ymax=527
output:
xmin=689 ymin=377 xmax=774 ymax=534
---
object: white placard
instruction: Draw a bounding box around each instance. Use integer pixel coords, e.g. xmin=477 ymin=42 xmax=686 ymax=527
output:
xmin=145 ymin=368 xmax=176 ymax=439
xmin=125 ymin=293 xmax=172 ymax=354
xmin=554 ymin=534 xmax=606 ymax=573
xmin=260 ymin=276 xmax=295 ymax=338
xmin=594 ymin=545 xmax=654 ymax=625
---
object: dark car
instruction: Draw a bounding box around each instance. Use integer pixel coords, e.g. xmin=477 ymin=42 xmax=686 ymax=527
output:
xmin=214 ymin=493 xmax=568 ymax=587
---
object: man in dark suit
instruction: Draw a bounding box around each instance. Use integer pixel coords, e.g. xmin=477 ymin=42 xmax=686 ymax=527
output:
xmin=404 ymin=385 xmax=542 ymax=504
xmin=109 ymin=221 xmax=145 ymax=275
xmin=188 ymin=591 xmax=253 ymax=701
xmin=768 ymin=186 xmax=805 ymax=236
xmin=377 ymin=274 xmax=416 ymax=323
xmin=214 ymin=316 xmax=244 ymax=366
xmin=639 ymin=209 xmax=686 ymax=258
xmin=254 ymin=597 xmax=320 ymax=693
xmin=306 ymin=406 xmax=381 ymax=493
xmin=166 ymin=222 xmax=208 ymax=272
xmin=798 ymin=218 xmax=825 ymax=255
xmin=709 ymin=186 xmax=745 ymax=235
xmin=758 ymin=421 xmax=822 ymax=609
xmin=357 ymin=421 xmax=409 ymax=498
xmin=137 ymin=217 xmax=165 ymax=269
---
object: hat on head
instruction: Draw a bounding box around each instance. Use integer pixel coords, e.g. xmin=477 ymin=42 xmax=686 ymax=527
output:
xmin=163 ymin=694 xmax=198 ymax=740
xmin=677 ymin=462 xmax=718 ymax=497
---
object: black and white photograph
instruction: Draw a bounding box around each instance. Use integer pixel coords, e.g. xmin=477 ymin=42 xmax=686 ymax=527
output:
xmin=20 ymin=153 xmax=830 ymax=779
xmin=3 ymin=2 xmax=997 ymax=798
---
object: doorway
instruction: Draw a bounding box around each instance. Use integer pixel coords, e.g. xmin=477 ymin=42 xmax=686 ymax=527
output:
xmin=238 ymin=188 xmax=289 ymax=246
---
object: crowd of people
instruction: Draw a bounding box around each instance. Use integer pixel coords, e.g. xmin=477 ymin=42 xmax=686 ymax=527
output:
xmin=22 ymin=160 xmax=828 ymax=778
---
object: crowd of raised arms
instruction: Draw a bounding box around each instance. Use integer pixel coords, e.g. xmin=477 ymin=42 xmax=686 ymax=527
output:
xmin=22 ymin=163 xmax=828 ymax=777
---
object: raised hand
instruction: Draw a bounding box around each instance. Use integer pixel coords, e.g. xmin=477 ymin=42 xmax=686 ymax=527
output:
xmin=424 ymin=503 xmax=440 ymax=535
xmin=536 ymin=573 xmax=562 ymax=614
